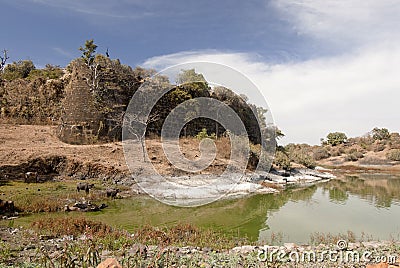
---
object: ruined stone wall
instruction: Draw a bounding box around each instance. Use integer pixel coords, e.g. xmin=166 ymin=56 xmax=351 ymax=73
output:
xmin=58 ymin=57 xmax=141 ymax=144
xmin=58 ymin=60 xmax=104 ymax=144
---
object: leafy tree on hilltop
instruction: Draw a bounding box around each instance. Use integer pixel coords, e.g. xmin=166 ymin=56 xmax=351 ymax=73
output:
xmin=79 ymin=39 xmax=103 ymax=94
xmin=371 ymin=127 xmax=390 ymax=140
xmin=176 ymin=68 xmax=207 ymax=85
xmin=79 ymin=39 xmax=97 ymax=66
xmin=326 ymin=132 xmax=347 ymax=146
xmin=2 ymin=60 xmax=35 ymax=81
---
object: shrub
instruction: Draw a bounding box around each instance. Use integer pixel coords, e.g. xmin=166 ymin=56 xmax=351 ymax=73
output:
xmin=195 ymin=128 xmax=215 ymax=140
xmin=297 ymin=154 xmax=317 ymax=169
xmin=31 ymin=217 xmax=126 ymax=239
xmin=313 ymin=147 xmax=330 ymax=160
xmin=329 ymin=147 xmax=342 ymax=157
xmin=389 ymin=133 xmax=400 ymax=149
xmin=372 ymin=142 xmax=385 ymax=152
xmin=1 ymin=60 xmax=35 ymax=81
xmin=345 ymin=153 xmax=363 ymax=162
xmin=326 ymin=132 xmax=347 ymax=146
xmin=387 ymin=149 xmax=400 ymax=161
xmin=274 ymin=151 xmax=291 ymax=170
xmin=27 ymin=64 xmax=63 ymax=80
xmin=344 ymin=147 xmax=364 ymax=161
xmin=290 ymin=149 xmax=316 ymax=169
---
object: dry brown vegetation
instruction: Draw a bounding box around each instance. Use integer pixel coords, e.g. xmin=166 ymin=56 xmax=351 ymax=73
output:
xmin=30 ymin=217 xmax=248 ymax=250
xmin=277 ymin=130 xmax=400 ymax=170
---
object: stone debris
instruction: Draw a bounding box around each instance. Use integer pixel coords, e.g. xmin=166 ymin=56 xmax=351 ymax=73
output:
xmin=96 ymin=258 xmax=122 ymax=268
xmin=64 ymin=200 xmax=107 ymax=212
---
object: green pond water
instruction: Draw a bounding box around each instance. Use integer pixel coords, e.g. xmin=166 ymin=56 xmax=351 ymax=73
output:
xmin=12 ymin=173 xmax=400 ymax=244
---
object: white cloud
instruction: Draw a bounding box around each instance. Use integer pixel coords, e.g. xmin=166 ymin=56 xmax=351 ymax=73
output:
xmin=143 ymin=1 xmax=400 ymax=144
xmin=30 ymin=0 xmax=154 ymax=19
xmin=271 ymin=0 xmax=400 ymax=48
xmin=52 ymin=47 xmax=74 ymax=58
xmin=142 ymin=45 xmax=400 ymax=144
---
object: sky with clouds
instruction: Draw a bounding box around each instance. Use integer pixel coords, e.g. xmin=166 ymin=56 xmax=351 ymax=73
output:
xmin=2 ymin=0 xmax=399 ymax=144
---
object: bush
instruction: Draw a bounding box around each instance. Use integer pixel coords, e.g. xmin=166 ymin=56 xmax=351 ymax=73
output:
xmin=345 ymin=152 xmax=363 ymax=162
xmin=27 ymin=64 xmax=63 ymax=80
xmin=326 ymin=132 xmax=347 ymax=146
xmin=290 ymin=149 xmax=316 ymax=169
xmin=389 ymin=133 xmax=400 ymax=149
xmin=313 ymin=147 xmax=330 ymax=160
xmin=372 ymin=142 xmax=386 ymax=152
xmin=329 ymin=147 xmax=343 ymax=157
xmin=1 ymin=60 xmax=35 ymax=81
xmin=274 ymin=151 xmax=291 ymax=170
xmin=297 ymin=154 xmax=317 ymax=169
xmin=387 ymin=150 xmax=400 ymax=161
xmin=195 ymin=128 xmax=215 ymax=140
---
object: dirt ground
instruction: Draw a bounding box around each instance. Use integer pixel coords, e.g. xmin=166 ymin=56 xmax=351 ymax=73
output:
xmin=1 ymin=124 xmax=399 ymax=182
xmin=0 ymin=124 xmax=236 ymax=181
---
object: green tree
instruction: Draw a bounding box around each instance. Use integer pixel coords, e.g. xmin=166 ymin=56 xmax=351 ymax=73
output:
xmin=326 ymin=132 xmax=347 ymax=146
xmin=176 ymin=69 xmax=207 ymax=85
xmin=79 ymin=39 xmax=97 ymax=66
xmin=28 ymin=64 xmax=63 ymax=80
xmin=2 ymin=60 xmax=35 ymax=81
xmin=371 ymin=127 xmax=390 ymax=140
xmin=78 ymin=40 xmax=103 ymax=95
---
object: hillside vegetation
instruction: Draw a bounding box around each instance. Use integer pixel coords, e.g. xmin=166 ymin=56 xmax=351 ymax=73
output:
xmin=275 ymin=128 xmax=400 ymax=170
xmin=0 ymin=41 xmax=266 ymax=147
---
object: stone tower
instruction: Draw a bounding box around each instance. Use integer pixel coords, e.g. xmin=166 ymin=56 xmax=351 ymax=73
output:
xmin=58 ymin=60 xmax=104 ymax=144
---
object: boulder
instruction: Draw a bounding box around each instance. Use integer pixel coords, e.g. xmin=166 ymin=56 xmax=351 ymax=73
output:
xmin=96 ymin=258 xmax=122 ymax=268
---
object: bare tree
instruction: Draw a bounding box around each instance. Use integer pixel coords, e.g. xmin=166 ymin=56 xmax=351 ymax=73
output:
xmin=124 ymin=112 xmax=160 ymax=161
xmin=79 ymin=40 xmax=102 ymax=94
xmin=0 ymin=49 xmax=9 ymax=73
xmin=86 ymin=63 xmax=102 ymax=94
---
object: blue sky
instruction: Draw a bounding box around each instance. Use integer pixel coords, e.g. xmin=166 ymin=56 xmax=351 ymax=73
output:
xmin=2 ymin=0 xmax=399 ymax=144
xmin=1 ymin=0 xmax=316 ymax=66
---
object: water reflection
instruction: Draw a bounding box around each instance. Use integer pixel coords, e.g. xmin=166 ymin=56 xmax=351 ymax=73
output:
xmin=323 ymin=174 xmax=400 ymax=208
xmin=261 ymin=173 xmax=400 ymax=243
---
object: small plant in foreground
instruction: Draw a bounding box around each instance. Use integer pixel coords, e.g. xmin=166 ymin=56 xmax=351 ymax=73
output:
xmin=310 ymin=230 xmax=356 ymax=245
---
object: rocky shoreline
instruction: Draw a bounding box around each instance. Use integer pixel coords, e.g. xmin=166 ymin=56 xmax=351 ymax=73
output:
xmin=133 ymin=168 xmax=336 ymax=204
xmin=0 ymin=226 xmax=398 ymax=268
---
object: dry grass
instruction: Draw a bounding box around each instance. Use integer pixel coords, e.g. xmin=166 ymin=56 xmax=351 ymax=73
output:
xmin=133 ymin=223 xmax=249 ymax=249
xmin=30 ymin=217 xmax=249 ymax=251
xmin=310 ymin=231 xmax=356 ymax=245
xmin=31 ymin=216 xmax=128 ymax=239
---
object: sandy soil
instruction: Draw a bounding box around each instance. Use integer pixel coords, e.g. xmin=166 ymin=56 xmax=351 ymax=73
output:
xmin=0 ymin=124 xmax=234 ymax=180
xmin=0 ymin=124 xmax=128 ymax=178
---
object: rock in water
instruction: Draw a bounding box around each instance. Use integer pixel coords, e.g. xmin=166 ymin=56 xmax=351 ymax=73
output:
xmin=96 ymin=258 xmax=122 ymax=268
